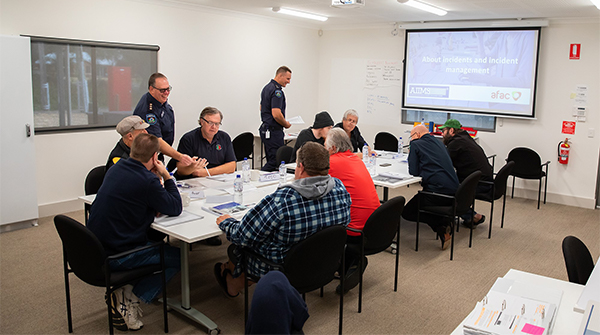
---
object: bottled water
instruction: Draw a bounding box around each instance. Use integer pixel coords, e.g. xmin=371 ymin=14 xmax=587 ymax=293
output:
xmin=362 ymin=143 xmax=369 ymax=163
xmin=279 ymin=161 xmax=287 ymax=186
xmin=397 ymin=136 xmax=403 ymax=159
xmin=369 ymin=152 xmax=377 ymax=175
xmin=242 ymin=157 xmax=250 ymax=183
xmin=234 ymin=174 xmax=243 ymax=204
xmin=420 ymin=117 xmax=425 ymax=125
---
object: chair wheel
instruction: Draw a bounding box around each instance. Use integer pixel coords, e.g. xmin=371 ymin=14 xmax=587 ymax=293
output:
xmin=209 ymin=328 xmax=220 ymax=335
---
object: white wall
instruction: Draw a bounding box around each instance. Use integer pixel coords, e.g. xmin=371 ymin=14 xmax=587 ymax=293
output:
xmin=1 ymin=1 xmax=599 ymax=216
xmin=1 ymin=0 xmax=321 ymax=216
xmin=318 ymin=20 xmax=600 ymax=208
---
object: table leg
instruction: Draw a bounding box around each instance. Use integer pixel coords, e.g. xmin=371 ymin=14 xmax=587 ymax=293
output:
xmin=163 ymin=241 xmax=219 ymax=334
xmin=383 ymin=187 xmax=389 ymax=202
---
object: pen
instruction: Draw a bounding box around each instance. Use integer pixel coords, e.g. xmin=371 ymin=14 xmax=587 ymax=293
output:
xmin=205 ymin=166 xmax=211 ymax=177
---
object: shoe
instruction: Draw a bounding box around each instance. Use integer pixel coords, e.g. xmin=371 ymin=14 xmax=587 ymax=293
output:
xmin=213 ymin=263 xmax=239 ymax=298
xmin=105 ymin=291 xmax=128 ymax=331
xmin=203 ymin=236 xmax=222 ymax=246
xmin=335 ymin=257 xmax=368 ymax=295
xmin=439 ymin=226 xmax=452 ymax=250
xmin=474 ymin=214 xmax=486 ymax=226
xmin=462 ymin=214 xmax=486 ymax=228
xmin=123 ymin=286 xmax=144 ymax=331
xmin=116 ymin=286 xmax=143 ymax=331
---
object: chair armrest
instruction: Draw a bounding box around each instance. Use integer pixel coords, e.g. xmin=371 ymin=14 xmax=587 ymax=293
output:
xmin=541 ymin=161 xmax=550 ymax=167
xmin=107 ymin=240 xmax=164 ymax=260
xmin=418 ymin=190 xmax=455 ymax=200
xmin=478 ymin=180 xmax=493 ymax=186
xmin=487 ymin=154 xmax=497 ymax=159
xmin=346 ymin=227 xmax=363 ymax=235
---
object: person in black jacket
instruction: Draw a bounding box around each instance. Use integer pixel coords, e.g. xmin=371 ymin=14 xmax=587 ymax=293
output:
xmin=401 ymin=125 xmax=459 ymax=250
xmin=105 ymin=115 xmax=149 ymax=171
xmin=440 ymin=119 xmax=492 ymax=227
xmin=290 ymin=111 xmax=334 ymax=162
xmin=89 ymin=133 xmax=182 ymax=331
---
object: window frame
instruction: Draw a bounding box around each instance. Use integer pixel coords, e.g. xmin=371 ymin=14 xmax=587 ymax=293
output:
xmin=401 ymin=109 xmax=497 ymax=132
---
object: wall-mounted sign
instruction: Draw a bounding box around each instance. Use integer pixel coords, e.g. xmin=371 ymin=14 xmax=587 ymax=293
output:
xmin=562 ymin=120 xmax=576 ymax=134
xmin=570 ymin=44 xmax=581 ymax=60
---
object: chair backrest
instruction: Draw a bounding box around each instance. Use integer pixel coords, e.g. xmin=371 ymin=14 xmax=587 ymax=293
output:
xmin=85 ymin=166 xmax=106 ymax=195
xmin=491 ymin=161 xmax=515 ymax=200
xmin=276 ymin=146 xmax=294 ymax=165
xmin=507 ymin=147 xmax=543 ymax=179
xmin=54 ymin=214 xmax=107 ymax=287
xmin=562 ymin=236 xmax=595 ymax=285
xmin=455 ymin=171 xmax=482 ymax=215
xmin=283 ymin=225 xmax=347 ymax=294
xmin=373 ymin=132 xmax=398 ymax=152
xmin=232 ymin=132 xmax=254 ymax=162
xmin=362 ymin=196 xmax=405 ymax=255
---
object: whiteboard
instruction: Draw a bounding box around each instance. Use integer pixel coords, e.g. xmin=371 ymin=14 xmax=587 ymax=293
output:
xmin=328 ymin=58 xmax=403 ymax=127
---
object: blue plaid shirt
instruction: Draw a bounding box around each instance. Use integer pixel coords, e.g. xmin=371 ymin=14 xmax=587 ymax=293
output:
xmin=219 ymin=177 xmax=351 ymax=278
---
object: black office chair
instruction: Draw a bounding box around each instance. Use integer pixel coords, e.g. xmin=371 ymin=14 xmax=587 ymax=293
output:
xmin=276 ymin=145 xmax=294 ymax=165
xmin=506 ymin=147 xmax=550 ymax=209
xmin=346 ymin=196 xmax=405 ymax=313
xmin=54 ymin=215 xmax=169 ymax=335
xmin=233 ymin=132 xmax=255 ymax=169
xmin=562 ymin=236 xmax=595 ymax=285
xmin=84 ymin=166 xmax=105 ymax=224
xmin=242 ymin=225 xmax=347 ymax=335
xmin=373 ymin=132 xmax=397 ymax=152
xmin=475 ymin=161 xmax=515 ymax=239
xmin=416 ymin=171 xmax=482 ymax=260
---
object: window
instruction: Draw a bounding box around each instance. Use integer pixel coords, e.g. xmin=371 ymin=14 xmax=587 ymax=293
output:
xmin=28 ymin=36 xmax=158 ymax=133
xmin=402 ymin=109 xmax=496 ymax=131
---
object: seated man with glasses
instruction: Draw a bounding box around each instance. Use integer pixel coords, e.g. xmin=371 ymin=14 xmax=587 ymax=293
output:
xmin=175 ymin=106 xmax=236 ymax=179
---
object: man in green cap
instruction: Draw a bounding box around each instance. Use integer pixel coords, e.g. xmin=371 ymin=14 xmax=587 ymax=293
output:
xmin=439 ymin=119 xmax=492 ymax=227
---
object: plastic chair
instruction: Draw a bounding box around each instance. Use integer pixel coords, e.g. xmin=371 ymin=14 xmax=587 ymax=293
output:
xmin=506 ymin=147 xmax=550 ymax=209
xmin=54 ymin=215 xmax=168 ymax=334
xmin=416 ymin=171 xmax=482 ymax=260
xmin=84 ymin=166 xmax=105 ymax=224
xmin=276 ymin=146 xmax=294 ymax=165
xmin=242 ymin=225 xmax=347 ymax=334
xmin=233 ymin=132 xmax=255 ymax=169
xmin=346 ymin=196 xmax=405 ymax=313
xmin=373 ymin=132 xmax=397 ymax=152
xmin=562 ymin=236 xmax=595 ymax=285
xmin=475 ymin=161 xmax=515 ymax=238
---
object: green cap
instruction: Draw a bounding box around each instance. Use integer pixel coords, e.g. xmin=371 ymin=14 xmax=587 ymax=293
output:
xmin=438 ymin=119 xmax=462 ymax=130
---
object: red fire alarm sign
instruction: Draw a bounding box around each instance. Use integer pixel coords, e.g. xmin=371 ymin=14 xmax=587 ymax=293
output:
xmin=562 ymin=121 xmax=576 ymax=135
xmin=570 ymin=44 xmax=581 ymax=60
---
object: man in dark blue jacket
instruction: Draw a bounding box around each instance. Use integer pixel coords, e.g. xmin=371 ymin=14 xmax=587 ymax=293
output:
xmin=401 ymin=125 xmax=459 ymax=250
xmin=88 ymin=133 xmax=182 ymax=331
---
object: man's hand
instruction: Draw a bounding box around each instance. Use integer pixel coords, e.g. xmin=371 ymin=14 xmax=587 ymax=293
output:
xmin=179 ymin=153 xmax=193 ymax=166
xmin=216 ymin=214 xmax=232 ymax=225
xmin=152 ymin=156 xmax=171 ymax=180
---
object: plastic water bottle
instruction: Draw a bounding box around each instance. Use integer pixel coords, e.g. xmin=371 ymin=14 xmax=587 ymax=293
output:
xmin=233 ymin=174 xmax=243 ymax=203
xmin=279 ymin=161 xmax=287 ymax=186
xmin=369 ymin=152 xmax=377 ymax=175
xmin=397 ymin=136 xmax=403 ymax=159
xmin=420 ymin=117 xmax=425 ymax=126
xmin=362 ymin=143 xmax=369 ymax=163
xmin=242 ymin=157 xmax=250 ymax=183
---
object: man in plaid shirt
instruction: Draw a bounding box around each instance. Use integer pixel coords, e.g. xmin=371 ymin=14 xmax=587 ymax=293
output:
xmin=213 ymin=142 xmax=352 ymax=298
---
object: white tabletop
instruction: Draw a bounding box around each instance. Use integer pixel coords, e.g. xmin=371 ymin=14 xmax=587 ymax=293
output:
xmin=450 ymin=269 xmax=584 ymax=335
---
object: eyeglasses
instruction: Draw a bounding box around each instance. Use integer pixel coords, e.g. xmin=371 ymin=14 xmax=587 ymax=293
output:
xmin=152 ymin=85 xmax=172 ymax=93
xmin=200 ymin=117 xmax=222 ymax=128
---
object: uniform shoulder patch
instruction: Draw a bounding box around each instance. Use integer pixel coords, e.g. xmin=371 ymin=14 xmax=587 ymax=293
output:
xmin=146 ymin=113 xmax=157 ymax=125
xmin=274 ymin=90 xmax=282 ymax=98
xmin=112 ymin=157 xmax=121 ymax=164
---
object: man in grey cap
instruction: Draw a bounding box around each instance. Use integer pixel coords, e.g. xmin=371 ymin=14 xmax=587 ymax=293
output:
xmin=106 ymin=115 xmax=150 ymax=170
xmin=290 ymin=111 xmax=334 ymax=162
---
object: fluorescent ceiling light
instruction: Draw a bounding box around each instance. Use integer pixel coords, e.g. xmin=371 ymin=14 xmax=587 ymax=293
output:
xmin=591 ymin=0 xmax=600 ymax=10
xmin=397 ymin=0 xmax=447 ymax=16
xmin=272 ymin=7 xmax=328 ymax=22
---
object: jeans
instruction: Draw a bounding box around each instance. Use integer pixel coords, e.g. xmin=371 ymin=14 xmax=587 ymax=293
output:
xmin=109 ymin=242 xmax=180 ymax=304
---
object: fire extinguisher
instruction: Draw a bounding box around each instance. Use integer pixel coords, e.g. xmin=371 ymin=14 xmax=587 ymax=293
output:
xmin=558 ymin=138 xmax=570 ymax=164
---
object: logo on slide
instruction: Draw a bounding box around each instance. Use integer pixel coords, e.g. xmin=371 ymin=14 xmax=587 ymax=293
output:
xmin=491 ymin=90 xmax=522 ymax=101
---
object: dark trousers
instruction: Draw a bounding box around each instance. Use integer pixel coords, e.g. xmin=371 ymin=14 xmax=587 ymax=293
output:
xmin=260 ymin=125 xmax=284 ymax=172
xmin=402 ymin=192 xmax=454 ymax=234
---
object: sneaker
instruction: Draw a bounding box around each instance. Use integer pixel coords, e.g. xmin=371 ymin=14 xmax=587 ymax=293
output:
xmin=122 ymin=286 xmax=144 ymax=331
xmin=105 ymin=291 xmax=128 ymax=331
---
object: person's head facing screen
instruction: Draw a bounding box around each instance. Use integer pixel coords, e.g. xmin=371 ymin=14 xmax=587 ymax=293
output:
xmin=295 ymin=142 xmax=330 ymax=179
xmin=130 ymin=133 xmax=160 ymax=164
xmin=274 ymin=66 xmax=292 ymax=87
xmin=439 ymin=119 xmax=464 ymax=144
xmin=342 ymin=109 xmax=359 ymax=133
xmin=198 ymin=106 xmax=223 ymax=139
xmin=410 ymin=125 xmax=429 ymax=142
xmin=148 ymin=73 xmax=171 ymax=104
xmin=325 ymin=128 xmax=353 ymax=155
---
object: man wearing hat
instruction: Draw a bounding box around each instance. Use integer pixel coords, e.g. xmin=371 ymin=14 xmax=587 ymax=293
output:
xmin=106 ymin=115 xmax=150 ymax=170
xmin=290 ymin=111 xmax=334 ymax=162
xmin=440 ymin=119 xmax=492 ymax=227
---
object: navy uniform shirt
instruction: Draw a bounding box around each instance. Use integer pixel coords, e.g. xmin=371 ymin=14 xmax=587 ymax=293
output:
xmin=133 ymin=92 xmax=175 ymax=146
xmin=408 ymin=133 xmax=459 ymax=195
xmin=260 ymin=79 xmax=286 ymax=130
xmin=176 ymin=127 xmax=236 ymax=179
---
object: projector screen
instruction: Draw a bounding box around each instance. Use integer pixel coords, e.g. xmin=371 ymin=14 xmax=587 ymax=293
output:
xmin=402 ymin=27 xmax=541 ymax=118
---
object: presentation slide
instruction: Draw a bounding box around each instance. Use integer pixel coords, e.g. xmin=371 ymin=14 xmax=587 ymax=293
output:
xmin=402 ymin=28 xmax=541 ymax=118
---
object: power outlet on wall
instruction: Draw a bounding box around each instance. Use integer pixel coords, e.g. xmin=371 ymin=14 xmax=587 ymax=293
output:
xmin=588 ymin=128 xmax=595 ymax=138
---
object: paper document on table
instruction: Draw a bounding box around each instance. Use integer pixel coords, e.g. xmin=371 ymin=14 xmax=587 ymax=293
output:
xmin=154 ymin=210 xmax=203 ymax=227
xmin=287 ymin=115 xmax=305 ymax=125
xmin=184 ymin=190 xmax=205 ymax=199
xmin=207 ymin=173 xmax=237 ymax=182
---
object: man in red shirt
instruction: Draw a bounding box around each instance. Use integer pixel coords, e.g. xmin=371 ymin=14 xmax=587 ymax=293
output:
xmin=325 ymin=127 xmax=380 ymax=294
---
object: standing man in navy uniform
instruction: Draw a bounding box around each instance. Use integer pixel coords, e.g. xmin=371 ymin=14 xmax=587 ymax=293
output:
xmin=133 ymin=73 xmax=193 ymax=167
xmin=259 ymin=66 xmax=292 ymax=171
